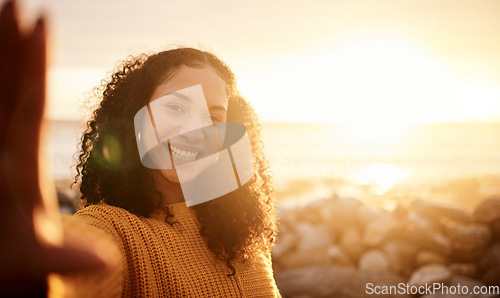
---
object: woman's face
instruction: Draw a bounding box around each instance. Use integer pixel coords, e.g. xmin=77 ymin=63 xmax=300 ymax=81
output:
xmin=148 ymin=65 xmax=228 ymax=184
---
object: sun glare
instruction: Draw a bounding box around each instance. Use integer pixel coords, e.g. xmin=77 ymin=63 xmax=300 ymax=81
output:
xmin=354 ymin=162 xmax=409 ymax=195
xmin=303 ymin=38 xmax=436 ymax=142
xmin=239 ymin=37 xmax=500 ymax=139
xmin=47 ymin=67 xmax=108 ymax=120
xmin=340 ymin=123 xmax=410 ymax=143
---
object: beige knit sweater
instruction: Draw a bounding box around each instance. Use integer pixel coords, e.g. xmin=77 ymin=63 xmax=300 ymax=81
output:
xmin=49 ymin=202 xmax=280 ymax=297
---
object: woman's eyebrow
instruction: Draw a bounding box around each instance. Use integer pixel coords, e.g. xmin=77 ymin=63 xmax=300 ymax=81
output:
xmin=160 ymin=90 xmax=226 ymax=113
xmin=209 ymin=105 xmax=227 ymax=113
xmin=168 ymin=91 xmax=192 ymax=102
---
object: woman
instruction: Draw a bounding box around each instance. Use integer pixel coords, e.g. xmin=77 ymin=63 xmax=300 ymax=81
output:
xmin=70 ymin=49 xmax=280 ymax=296
xmin=0 ymin=2 xmax=280 ymax=297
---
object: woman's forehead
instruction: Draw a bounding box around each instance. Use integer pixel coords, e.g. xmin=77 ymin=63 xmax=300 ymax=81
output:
xmin=150 ymin=65 xmax=228 ymax=108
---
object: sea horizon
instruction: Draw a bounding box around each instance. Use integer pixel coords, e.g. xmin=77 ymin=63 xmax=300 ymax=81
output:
xmin=43 ymin=119 xmax=500 ymax=208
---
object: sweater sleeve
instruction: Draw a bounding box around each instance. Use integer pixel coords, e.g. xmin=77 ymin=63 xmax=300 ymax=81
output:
xmin=48 ymin=213 xmax=124 ymax=298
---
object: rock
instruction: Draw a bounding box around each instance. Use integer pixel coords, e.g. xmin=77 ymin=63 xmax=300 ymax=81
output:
xmin=420 ymin=275 xmax=492 ymax=297
xmin=356 ymin=205 xmax=389 ymax=230
xmin=431 ymin=233 xmax=452 ymax=255
xmin=402 ymin=229 xmax=451 ymax=255
xmin=362 ymin=216 xmax=402 ymax=247
xmin=474 ymin=197 xmax=500 ymax=224
xmin=448 ymin=276 xmax=492 ymax=297
xmin=279 ymin=247 xmax=330 ymax=270
xmin=296 ymin=204 xmax=323 ymax=225
xmin=275 ymin=266 xmax=410 ymax=298
xmin=415 ymin=251 xmax=448 ymax=268
xmin=383 ymin=240 xmax=418 ymax=277
xmin=392 ymin=204 xmax=408 ymax=220
xmin=359 ymin=249 xmax=390 ymax=272
xmin=407 ymin=213 xmax=439 ymax=231
xmin=491 ymin=220 xmax=500 ymax=241
xmin=339 ymin=226 xmax=365 ymax=260
xmin=272 ymin=229 xmax=297 ymax=258
xmin=448 ymin=276 xmax=495 ymax=298
xmin=478 ymin=242 xmax=500 ymax=272
xmin=295 ymin=222 xmax=332 ymax=251
xmin=276 ymin=266 xmax=356 ymax=298
xmin=344 ymin=270 xmax=410 ymax=298
xmin=446 ymin=223 xmax=492 ymax=260
xmin=322 ymin=197 xmax=364 ymax=233
xmin=428 ymin=233 xmax=452 ymax=255
xmin=278 ymin=208 xmax=299 ymax=229
xmin=408 ymin=264 xmax=452 ymax=288
xmin=412 ymin=199 xmax=472 ymax=223
xmin=482 ymin=266 xmax=500 ymax=287
xmin=449 ymin=263 xmax=477 ymax=277
xmin=327 ymin=245 xmax=353 ymax=267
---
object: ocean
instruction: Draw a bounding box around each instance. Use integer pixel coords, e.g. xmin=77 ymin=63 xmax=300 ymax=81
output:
xmin=261 ymin=122 xmax=500 ymax=183
xmin=43 ymin=120 xmax=500 ymax=207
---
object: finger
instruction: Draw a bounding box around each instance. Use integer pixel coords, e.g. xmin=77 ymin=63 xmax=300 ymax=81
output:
xmin=0 ymin=235 xmax=109 ymax=295
xmin=40 ymin=244 xmax=108 ymax=274
xmin=3 ymin=17 xmax=46 ymax=211
xmin=0 ymin=0 xmax=22 ymax=147
xmin=36 ymin=220 xmax=120 ymax=275
xmin=20 ymin=17 xmax=46 ymax=128
xmin=0 ymin=0 xmax=27 ymax=221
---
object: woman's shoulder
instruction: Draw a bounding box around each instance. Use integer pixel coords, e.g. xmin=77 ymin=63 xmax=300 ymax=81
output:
xmin=74 ymin=203 xmax=142 ymax=238
xmin=76 ymin=202 xmax=136 ymax=220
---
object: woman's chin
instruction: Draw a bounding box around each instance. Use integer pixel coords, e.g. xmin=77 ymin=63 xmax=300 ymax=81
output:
xmin=158 ymin=169 xmax=181 ymax=184
xmin=158 ymin=168 xmax=198 ymax=185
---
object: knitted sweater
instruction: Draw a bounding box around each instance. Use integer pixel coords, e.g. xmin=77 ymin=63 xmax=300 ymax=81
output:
xmin=51 ymin=202 xmax=280 ymax=297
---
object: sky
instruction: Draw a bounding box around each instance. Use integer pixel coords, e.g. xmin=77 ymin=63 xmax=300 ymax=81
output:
xmin=10 ymin=0 xmax=500 ymax=124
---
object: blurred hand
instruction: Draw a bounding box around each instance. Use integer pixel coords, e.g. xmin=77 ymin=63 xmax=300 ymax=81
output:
xmin=0 ymin=1 xmax=107 ymax=295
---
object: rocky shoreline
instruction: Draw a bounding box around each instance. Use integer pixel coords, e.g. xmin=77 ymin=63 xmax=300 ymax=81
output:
xmin=272 ymin=195 xmax=500 ymax=297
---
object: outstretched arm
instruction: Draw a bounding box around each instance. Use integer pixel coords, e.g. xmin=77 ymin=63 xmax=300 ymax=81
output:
xmin=0 ymin=1 xmax=109 ymax=295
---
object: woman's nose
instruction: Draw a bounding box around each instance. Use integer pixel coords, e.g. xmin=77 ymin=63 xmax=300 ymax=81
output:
xmin=183 ymin=126 xmax=205 ymax=143
xmin=178 ymin=116 xmax=211 ymax=143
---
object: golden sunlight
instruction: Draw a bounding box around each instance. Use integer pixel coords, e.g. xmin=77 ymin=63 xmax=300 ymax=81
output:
xmin=46 ymin=67 xmax=108 ymax=120
xmin=239 ymin=37 xmax=500 ymax=134
xmin=340 ymin=123 xmax=410 ymax=143
xmin=354 ymin=162 xmax=409 ymax=195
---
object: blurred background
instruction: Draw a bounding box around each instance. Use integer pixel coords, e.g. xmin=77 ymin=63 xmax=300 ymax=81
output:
xmin=9 ymin=0 xmax=500 ymax=295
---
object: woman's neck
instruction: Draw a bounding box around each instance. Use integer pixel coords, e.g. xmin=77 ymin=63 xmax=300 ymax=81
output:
xmin=151 ymin=171 xmax=185 ymax=204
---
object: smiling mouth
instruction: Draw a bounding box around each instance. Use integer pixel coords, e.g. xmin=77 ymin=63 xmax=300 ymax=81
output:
xmin=170 ymin=144 xmax=199 ymax=162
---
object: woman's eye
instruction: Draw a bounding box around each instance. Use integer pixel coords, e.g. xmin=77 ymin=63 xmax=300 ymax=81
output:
xmin=165 ymin=103 xmax=184 ymax=113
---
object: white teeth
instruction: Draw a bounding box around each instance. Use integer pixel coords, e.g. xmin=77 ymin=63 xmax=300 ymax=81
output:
xmin=170 ymin=145 xmax=198 ymax=162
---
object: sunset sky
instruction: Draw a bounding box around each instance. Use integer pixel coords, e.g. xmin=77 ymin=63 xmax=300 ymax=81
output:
xmin=12 ymin=0 xmax=500 ymax=124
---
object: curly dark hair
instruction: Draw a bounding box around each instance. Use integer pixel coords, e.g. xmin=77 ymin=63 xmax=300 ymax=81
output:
xmin=74 ymin=47 xmax=277 ymax=275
